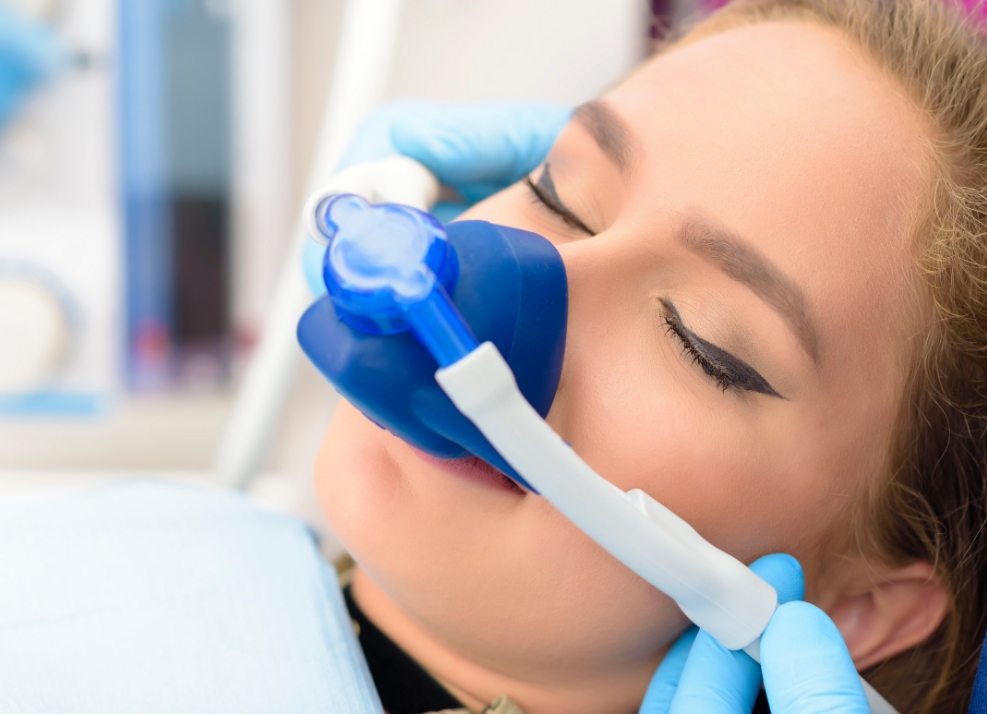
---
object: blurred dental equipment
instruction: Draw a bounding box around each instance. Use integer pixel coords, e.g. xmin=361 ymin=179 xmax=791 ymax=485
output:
xmin=297 ymin=159 xmax=898 ymax=714
xmin=0 ymin=0 xmax=114 ymax=415
xmin=0 ymin=0 xmax=292 ymax=419
xmin=0 ymin=2 xmax=62 ymax=126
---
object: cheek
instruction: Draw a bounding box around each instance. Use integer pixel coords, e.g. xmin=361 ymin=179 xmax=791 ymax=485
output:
xmin=557 ymin=365 xmax=848 ymax=568
xmin=313 ymin=403 xmax=411 ymax=562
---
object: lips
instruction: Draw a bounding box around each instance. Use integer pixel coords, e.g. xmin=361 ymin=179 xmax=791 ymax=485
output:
xmin=411 ymin=447 xmax=526 ymax=495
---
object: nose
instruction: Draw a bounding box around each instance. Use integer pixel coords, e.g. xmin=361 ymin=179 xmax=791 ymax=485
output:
xmin=542 ymin=226 xmax=663 ymax=439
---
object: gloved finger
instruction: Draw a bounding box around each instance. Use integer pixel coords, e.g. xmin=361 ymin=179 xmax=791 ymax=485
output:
xmin=668 ymin=630 xmax=762 ymax=714
xmin=750 ymin=553 xmax=805 ymax=605
xmin=660 ymin=554 xmax=805 ymax=714
xmin=761 ymin=602 xmax=870 ymax=714
xmin=335 ymin=102 xmax=431 ymax=169
xmin=391 ymin=101 xmax=571 ymax=189
xmin=638 ymin=628 xmax=698 ymax=714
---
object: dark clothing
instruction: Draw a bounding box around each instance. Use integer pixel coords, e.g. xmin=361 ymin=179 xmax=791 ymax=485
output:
xmin=344 ymin=584 xmax=464 ymax=714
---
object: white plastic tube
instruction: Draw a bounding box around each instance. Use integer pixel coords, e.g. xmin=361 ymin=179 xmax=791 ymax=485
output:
xmin=437 ymin=342 xmax=898 ymax=714
xmin=437 ymin=342 xmax=777 ymax=650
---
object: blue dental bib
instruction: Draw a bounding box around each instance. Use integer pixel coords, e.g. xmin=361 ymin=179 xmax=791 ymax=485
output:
xmin=297 ymin=201 xmax=567 ymax=491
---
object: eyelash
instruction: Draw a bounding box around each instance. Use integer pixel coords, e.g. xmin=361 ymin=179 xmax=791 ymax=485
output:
xmin=662 ymin=312 xmax=739 ymax=393
xmin=523 ymin=175 xmax=595 ymax=235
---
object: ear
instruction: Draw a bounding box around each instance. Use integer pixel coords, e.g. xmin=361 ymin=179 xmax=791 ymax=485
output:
xmin=824 ymin=561 xmax=950 ymax=671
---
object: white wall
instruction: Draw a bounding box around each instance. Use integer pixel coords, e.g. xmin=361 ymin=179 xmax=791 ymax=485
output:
xmin=388 ymin=0 xmax=647 ymax=103
xmin=291 ymin=0 xmax=648 ymax=201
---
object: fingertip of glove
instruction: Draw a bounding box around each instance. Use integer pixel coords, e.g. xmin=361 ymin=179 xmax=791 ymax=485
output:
xmin=765 ymin=601 xmax=846 ymax=652
xmin=750 ymin=553 xmax=805 ymax=604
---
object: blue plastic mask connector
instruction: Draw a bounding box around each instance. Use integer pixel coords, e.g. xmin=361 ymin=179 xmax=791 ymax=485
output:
xmin=316 ymin=194 xmax=479 ymax=367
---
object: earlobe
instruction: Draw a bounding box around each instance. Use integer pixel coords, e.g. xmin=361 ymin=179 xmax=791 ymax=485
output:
xmin=825 ymin=561 xmax=950 ymax=671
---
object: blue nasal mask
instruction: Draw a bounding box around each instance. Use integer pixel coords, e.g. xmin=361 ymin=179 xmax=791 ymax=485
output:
xmin=297 ymin=193 xmax=568 ymax=491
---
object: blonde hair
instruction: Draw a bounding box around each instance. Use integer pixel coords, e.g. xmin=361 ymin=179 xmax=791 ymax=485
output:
xmin=671 ymin=1 xmax=987 ymax=712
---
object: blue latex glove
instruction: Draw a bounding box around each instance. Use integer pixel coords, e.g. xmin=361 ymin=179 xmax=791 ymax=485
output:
xmin=640 ymin=554 xmax=871 ymax=714
xmin=303 ymin=100 xmax=571 ymax=295
xmin=0 ymin=5 xmax=63 ymax=127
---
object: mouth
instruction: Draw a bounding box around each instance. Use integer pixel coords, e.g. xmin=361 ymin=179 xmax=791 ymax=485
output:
xmin=411 ymin=447 xmax=526 ymax=495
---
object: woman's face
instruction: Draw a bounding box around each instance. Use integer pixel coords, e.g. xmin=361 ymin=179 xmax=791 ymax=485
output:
xmin=316 ymin=20 xmax=933 ymax=711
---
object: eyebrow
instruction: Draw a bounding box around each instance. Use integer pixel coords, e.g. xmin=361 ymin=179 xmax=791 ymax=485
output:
xmin=679 ymin=216 xmax=820 ymax=364
xmin=573 ymin=100 xmax=635 ymax=173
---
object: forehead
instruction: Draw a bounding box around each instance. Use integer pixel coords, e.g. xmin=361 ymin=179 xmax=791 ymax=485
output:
xmin=604 ymin=20 xmax=933 ymax=376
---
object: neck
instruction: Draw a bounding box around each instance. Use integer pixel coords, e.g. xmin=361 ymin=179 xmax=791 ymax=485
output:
xmin=350 ymin=568 xmax=665 ymax=714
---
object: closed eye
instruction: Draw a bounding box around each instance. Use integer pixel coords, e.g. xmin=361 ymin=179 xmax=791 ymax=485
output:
xmin=661 ymin=299 xmax=784 ymax=399
xmin=524 ymin=164 xmax=596 ymax=236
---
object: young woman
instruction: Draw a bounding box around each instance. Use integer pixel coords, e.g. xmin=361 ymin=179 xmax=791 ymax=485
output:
xmin=313 ymin=1 xmax=987 ymax=712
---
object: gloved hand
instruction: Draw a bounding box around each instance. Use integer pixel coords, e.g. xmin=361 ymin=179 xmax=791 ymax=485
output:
xmin=0 ymin=4 xmax=63 ymax=127
xmin=303 ymin=100 xmax=571 ymax=295
xmin=641 ymin=554 xmax=871 ymax=714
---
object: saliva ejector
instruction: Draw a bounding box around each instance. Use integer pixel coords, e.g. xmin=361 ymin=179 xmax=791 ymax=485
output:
xmin=297 ymin=156 xmax=896 ymax=714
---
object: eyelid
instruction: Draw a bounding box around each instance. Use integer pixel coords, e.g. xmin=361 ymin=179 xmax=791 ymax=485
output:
xmin=524 ymin=168 xmax=596 ymax=237
xmin=661 ymin=299 xmax=784 ymax=399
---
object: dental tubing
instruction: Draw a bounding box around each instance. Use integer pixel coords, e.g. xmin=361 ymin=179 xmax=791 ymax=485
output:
xmin=303 ymin=158 xmax=897 ymax=714
xmin=437 ymin=342 xmax=778 ymax=648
